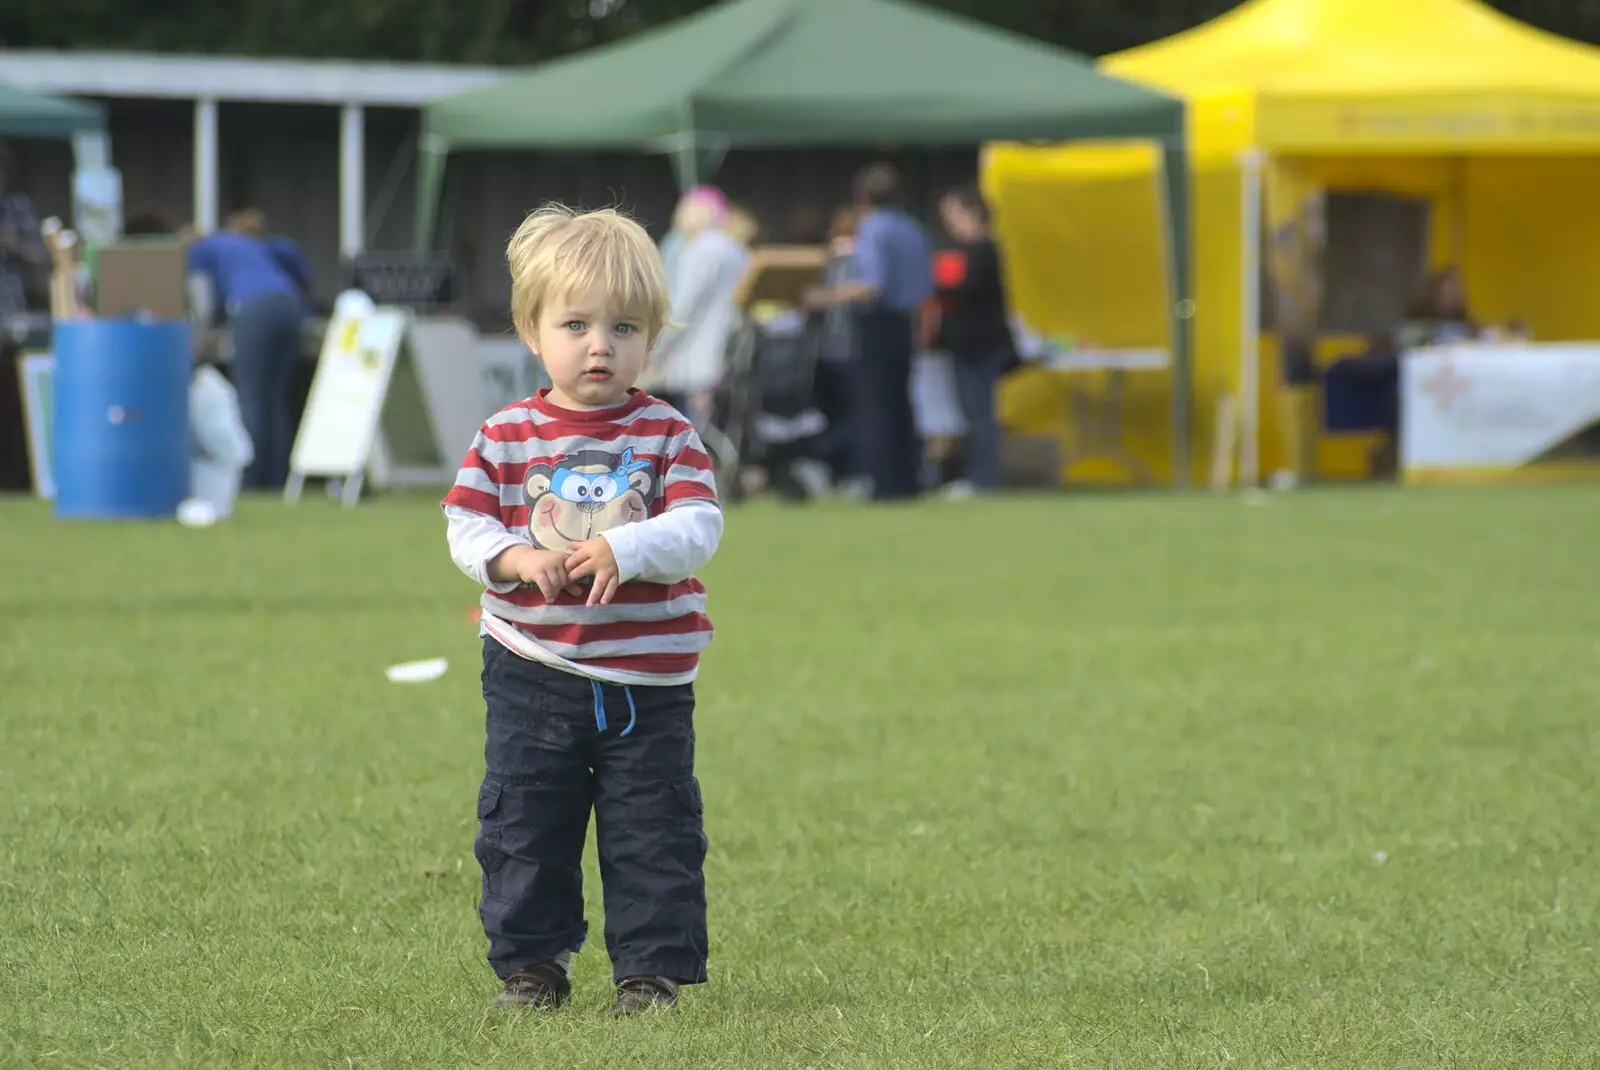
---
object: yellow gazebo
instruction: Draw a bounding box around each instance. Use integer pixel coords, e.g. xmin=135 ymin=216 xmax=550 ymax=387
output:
xmin=986 ymin=0 xmax=1600 ymax=485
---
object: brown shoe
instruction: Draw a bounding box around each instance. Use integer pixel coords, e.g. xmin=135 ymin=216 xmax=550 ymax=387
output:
xmin=613 ymin=975 xmax=679 ymax=1014
xmin=495 ymin=962 xmax=572 ymax=1010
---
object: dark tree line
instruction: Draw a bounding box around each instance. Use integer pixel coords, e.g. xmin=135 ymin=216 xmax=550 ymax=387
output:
xmin=3 ymin=0 xmax=1599 ymax=65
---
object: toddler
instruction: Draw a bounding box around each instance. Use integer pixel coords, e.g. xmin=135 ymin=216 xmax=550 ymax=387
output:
xmin=442 ymin=205 xmax=723 ymax=1014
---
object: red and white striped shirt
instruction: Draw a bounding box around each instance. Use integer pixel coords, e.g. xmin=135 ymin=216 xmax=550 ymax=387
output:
xmin=442 ymin=388 xmax=722 ymax=686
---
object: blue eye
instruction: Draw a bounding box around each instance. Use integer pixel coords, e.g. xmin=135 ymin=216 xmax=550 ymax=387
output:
xmin=565 ymin=320 xmax=585 ymax=332
xmin=615 ymin=323 xmax=636 ymax=335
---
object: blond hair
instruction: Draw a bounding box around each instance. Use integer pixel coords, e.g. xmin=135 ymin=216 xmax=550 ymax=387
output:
xmin=506 ymin=204 xmax=671 ymax=346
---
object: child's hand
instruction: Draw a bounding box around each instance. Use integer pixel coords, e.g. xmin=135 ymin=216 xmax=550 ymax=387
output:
xmin=515 ymin=548 xmax=577 ymax=602
xmin=566 ymin=537 xmax=621 ymax=607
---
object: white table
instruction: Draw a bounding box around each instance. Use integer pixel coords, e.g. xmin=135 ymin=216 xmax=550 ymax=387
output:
xmin=1037 ymin=345 xmax=1172 ymax=484
xmin=1401 ymin=342 xmax=1600 ymax=483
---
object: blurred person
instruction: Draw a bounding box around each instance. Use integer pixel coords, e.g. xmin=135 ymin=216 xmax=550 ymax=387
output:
xmin=185 ymin=208 xmax=311 ymax=490
xmin=812 ymin=206 xmax=863 ymax=486
xmin=817 ymin=206 xmax=862 ymax=364
xmin=0 ymin=142 xmax=46 ymax=322
xmin=647 ymin=188 xmax=748 ymax=425
xmin=934 ymin=185 xmax=1015 ymax=495
xmin=911 ymin=291 xmax=967 ymax=490
xmin=1264 ymin=198 xmax=1325 ymax=490
xmin=1274 ymin=328 xmax=1319 ymax=490
xmin=440 ymin=204 xmax=723 ymax=1015
xmin=0 ymin=142 xmax=46 ymax=491
xmin=806 ymin=163 xmax=933 ymax=502
xmin=724 ymin=204 xmax=760 ymax=247
xmin=1332 ymin=266 xmax=1479 ymax=478
xmin=185 ymin=348 xmax=254 ymax=521
xmin=660 ymin=185 xmax=729 ymax=294
xmin=1268 ymin=252 xmax=1320 ymax=490
xmin=1398 ymin=266 xmax=1477 ymax=349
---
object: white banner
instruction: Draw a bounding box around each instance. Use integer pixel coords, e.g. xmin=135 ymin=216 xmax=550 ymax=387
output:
xmin=288 ymin=291 xmax=408 ymax=482
xmin=1401 ymin=343 xmax=1600 ymax=475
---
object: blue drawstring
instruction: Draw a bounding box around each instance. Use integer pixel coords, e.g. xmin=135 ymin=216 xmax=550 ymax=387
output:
xmin=592 ymin=681 xmax=638 ymax=737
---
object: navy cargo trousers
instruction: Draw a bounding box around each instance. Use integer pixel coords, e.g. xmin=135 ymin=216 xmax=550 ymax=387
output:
xmin=474 ymin=637 xmax=709 ymax=985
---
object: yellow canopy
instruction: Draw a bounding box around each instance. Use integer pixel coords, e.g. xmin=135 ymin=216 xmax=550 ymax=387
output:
xmin=986 ymin=0 xmax=1600 ymax=487
xmin=1107 ymin=0 xmax=1600 ymax=152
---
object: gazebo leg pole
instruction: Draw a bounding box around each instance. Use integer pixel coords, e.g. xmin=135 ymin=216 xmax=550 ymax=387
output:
xmin=194 ymin=97 xmax=219 ymax=234
xmin=1161 ymin=137 xmax=1194 ymax=487
xmin=1239 ymin=148 xmax=1266 ymax=490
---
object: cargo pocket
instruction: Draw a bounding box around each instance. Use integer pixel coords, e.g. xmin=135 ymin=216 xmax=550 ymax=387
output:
xmin=674 ymin=776 xmax=703 ymax=816
xmin=473 ymin=778 xmax=508 ymax=898
xmin=674 ymin=775 xmax=709 ymax=868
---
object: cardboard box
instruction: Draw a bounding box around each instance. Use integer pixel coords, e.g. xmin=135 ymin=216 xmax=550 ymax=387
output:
xmin=95 ymin=242 xmax=188 ymax=320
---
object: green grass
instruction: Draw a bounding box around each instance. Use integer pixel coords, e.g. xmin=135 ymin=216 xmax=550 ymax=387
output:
xmin=2 ymin=484 xmax=1598 ymax=1068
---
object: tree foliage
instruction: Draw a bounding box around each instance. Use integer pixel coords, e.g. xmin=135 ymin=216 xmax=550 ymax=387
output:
xmin=2 ymin=0 xmax=1599 ymax=64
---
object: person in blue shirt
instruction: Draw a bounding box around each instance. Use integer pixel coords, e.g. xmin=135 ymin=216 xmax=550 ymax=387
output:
xmin=806 ymin=163 xmax=932 ymax=501
xmin=186 ymin=208 xmax=311 ymax=490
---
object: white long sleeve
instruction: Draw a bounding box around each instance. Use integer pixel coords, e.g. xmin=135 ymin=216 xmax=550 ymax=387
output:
xmin=446 ymin=500 xmax=722 ymax=591
xmin=600 ymin=499 xmax=723 ymax=585
xmin=444 ymin=505 xmax=526 ymax=594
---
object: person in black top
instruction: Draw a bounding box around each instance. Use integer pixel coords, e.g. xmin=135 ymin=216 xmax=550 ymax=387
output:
xmin=935 ymin=185 xmax=1015 ymax=492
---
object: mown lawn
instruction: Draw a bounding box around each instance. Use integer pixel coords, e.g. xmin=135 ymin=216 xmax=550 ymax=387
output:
xmin=1 ymin=485 xmax=1596 ymax=1068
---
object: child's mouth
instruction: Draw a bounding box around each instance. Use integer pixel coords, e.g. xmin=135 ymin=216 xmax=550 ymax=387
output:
xmin=582 ymin=367 xmax=613 ymax=381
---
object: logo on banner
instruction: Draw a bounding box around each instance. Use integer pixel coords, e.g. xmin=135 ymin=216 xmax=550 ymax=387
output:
xmin=1421 ymin=361 xmax=1469 ymax=412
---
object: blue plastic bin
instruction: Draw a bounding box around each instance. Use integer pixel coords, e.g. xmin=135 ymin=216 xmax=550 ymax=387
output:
xmin=52 ymin=319 xmax=192 ymax=519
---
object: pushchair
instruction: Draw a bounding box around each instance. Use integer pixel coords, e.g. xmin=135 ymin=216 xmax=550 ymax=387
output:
xmin=703 ymin=309 xmax=832 ymax=503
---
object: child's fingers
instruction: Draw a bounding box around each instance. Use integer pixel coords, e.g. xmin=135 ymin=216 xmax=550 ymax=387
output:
xmin=585 ymin=571 xmax=617 ymax=607
xmin=546 ymin=564 xmax=574 ymax=601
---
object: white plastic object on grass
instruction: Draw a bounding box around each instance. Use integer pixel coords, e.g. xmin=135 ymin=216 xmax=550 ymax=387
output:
xmin=386 ymin=657 xmax=449 ymax=683
xmin=175 ymin=498 xmax=219 ymax=528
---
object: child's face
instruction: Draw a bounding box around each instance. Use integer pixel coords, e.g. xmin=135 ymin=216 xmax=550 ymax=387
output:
xmin=531 ymin=284 xmax=651 ymax=410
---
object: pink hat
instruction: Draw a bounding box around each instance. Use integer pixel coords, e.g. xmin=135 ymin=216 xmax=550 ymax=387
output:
xmin=681 ymin=185 xmax=729 ymax=217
